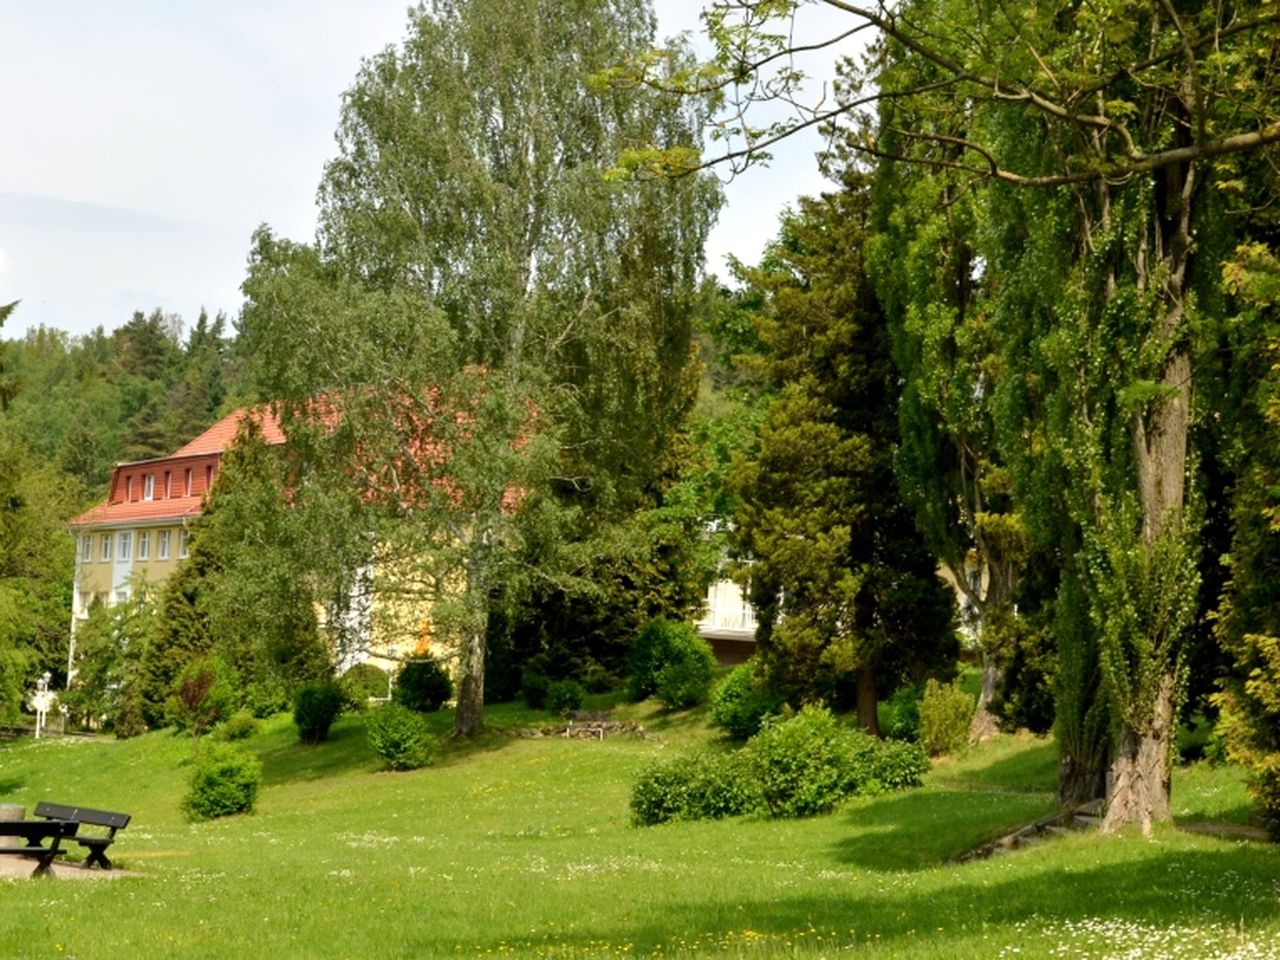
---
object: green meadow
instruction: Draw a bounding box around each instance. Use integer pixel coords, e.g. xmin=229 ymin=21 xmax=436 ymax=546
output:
xmin=0 ymin=705 xmax=1276 ymax=959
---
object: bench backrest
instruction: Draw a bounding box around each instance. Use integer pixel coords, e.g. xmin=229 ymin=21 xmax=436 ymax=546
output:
xmin=34 ymin=802 xmax=130 ymax=831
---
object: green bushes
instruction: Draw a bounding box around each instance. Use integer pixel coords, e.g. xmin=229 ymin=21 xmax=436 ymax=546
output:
xmin=393 ymin=657 xmax=453 ymax=713
xmin=710 ymin=659 xmax=783 ymax=739
xmin=627 ymin=618 xmax=717 ymax=709
xmin=293 ymin=680 xmax=344 ymax=744
xmin=215 ymin=708 xmax=260 ymax=742
xmin=630 ymin=705 xmax=928 ymax=825
xmin=340 ymin=662 xmax=389 ymax=709
xmin=919 ymin=679 xmax=975 ymax=756
xmin=182 ymin=743 xmax=263 ymax=821
xmin=880 ymin=686 xmax=922 ymax=742
xmin=546 ymin=679 xmax=586 ymax=716
xmin=630 ymin=751 xmax=761 ymax=826
xmin=366 ymin=703 xmax=434 ymax=771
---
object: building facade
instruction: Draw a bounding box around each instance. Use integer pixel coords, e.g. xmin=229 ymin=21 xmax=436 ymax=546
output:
xmin=66 ymin=408 xmax=286 ymax=633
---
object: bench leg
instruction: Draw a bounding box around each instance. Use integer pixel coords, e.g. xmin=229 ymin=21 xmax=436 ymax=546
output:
xmin=84 ymin=848 xmax=112 ymax=870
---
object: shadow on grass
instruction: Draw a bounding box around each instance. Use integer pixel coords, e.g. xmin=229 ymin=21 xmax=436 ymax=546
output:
xmin=930 ymin=738 xmax=1059 ymax=794
xmin=0 ymin=775 xmax=25 ymax=796
xmin=257 ymin=715 xmax=381 ymax=786
xmin=827 ymin=788 xmax=1058 ymax=870
xmin=408 ymin=843 xmax=1280 ymax=957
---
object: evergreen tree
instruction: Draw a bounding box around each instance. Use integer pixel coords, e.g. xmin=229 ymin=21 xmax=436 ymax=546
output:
xmin=732 ymin=184 xmax=956 ymax=731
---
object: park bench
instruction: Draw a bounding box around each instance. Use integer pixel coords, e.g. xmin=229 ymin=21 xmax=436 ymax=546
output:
xmin=0 ymin=818 xmax=78 ymax=877
xmin=34 ymin=802 xmax=131 ymax=870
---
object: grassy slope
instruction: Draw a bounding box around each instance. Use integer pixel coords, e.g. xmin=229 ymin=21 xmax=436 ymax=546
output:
xmin=0 ymin=704 xmax=1275 ymax=960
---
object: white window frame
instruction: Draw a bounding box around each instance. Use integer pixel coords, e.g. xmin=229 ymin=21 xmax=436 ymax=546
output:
xmin=144 ymin=474 xmax=154 ymax=501
xmin=126 ymin=476 xmax=134 ymax=501
xmin=101 ymin=533 xmax=113 ymax=562
xmin=179 ymin=529 xmax=190 ymax=559
xmin=184 ymin=469 xmax=193 ymax=497
xmin=80 ymin=535 xmax=92 ymax=562
xmin=118 ymin=531 xmax=131 ymax=561
xmin=158 ymin=530 xmax=171 ymax=561
xmin=138 ymin=530 xmax=150 ymax=561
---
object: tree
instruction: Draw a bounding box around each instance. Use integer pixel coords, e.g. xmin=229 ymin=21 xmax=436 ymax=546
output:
xmin=731 ymin=184 xmax=956 ymax=731
xmin=241 ymin=0 xmax=719 ymax=736
xmin=669 ymin=0 xmax=1280 ymax=834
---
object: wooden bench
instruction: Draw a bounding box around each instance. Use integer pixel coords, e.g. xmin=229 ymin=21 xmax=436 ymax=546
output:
xmin=0 ymin=818 xmax=78 ymax=876
xmin=34 ymin=802 xmax=131 ymax=870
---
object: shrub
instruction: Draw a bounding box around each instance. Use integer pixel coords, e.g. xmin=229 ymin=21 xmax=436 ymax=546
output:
xmin=747 ymin=706 xmax=861 ymax=818
xmin=579 ymin=661 xmax=618 ymax=694
xmin=630 ymin=751 xmax=761 ymax=826
xmin=919 ymin=679 xmax=975 ymax=756
xmin=182 ymin=743 xmax=262 ymax=821
xmin=521 ymin=667 xmax=551 ymax=710
xmin=340 ymin=662 xmax=389 ymax=710
xmin=366 ymin=703 xmax=434 ymax=771
xmin=243 ymin=675 xmax=291 ymax=719
xmin=711 ymin=660 xmax=784 ymax=740
xmin=394 ymin=657 xmax=453 ymax=713
xmin=860 ymin=736 xmax=929 ymax=791
xmin=165 ymin=656 xmax=238 ymax=737
xmin=546 ymin=679 xmax=586 ymax=716
xmin=293 ymin=680 xmax=344 ymax=745
xmin=216 ymin=708 xmax=260 ymax=742
xmin=628 ymin=618 xmax=717 ymax=709
xmin=880 ymin=685 xmax=922 ymax=742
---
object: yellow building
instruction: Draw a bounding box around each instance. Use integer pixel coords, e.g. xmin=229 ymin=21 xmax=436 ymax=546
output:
xmin=66 ymin=406 xmax=435 ymax=682
xmin=66 ymin=408 xmax=286 ymax=639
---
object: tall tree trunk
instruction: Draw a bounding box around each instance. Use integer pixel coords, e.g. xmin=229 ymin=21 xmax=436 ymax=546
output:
xmin=1102 ymin=671 xmax=1176 ymax=834
xmin=451 ymin=533 xmax=491 ymax=738
xmin=969 ymin=648 xmax=1001 ymax=743
xmin=855 ymin=665 xmax=880 ymax=736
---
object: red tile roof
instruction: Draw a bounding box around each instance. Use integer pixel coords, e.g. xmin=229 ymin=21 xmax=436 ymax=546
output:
xmin=69 ymin=496 xmax=203 ymax=528
xmin=68 ymin=406 xmax=287 ymax=529
xmin=170 ymin=407 xmax=286 ymax=456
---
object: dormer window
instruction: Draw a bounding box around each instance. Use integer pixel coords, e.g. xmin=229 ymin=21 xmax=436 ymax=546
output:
xmin=164 ymin=471 xmax=172 ymax=498
xmin=185 ymin=469 xmax=193 ymax=497
xmin=144 ymin=474 xmax=154 ymax=501
xmin=126 ymin=476 xmax=135 ymax=501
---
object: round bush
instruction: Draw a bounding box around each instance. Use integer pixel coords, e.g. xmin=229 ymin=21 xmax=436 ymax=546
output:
xmin=340 ymin=662 xmax=389 ymax=710
xmin=919 ymin=678 xmax=975 ymax=756
xmin=293 ymin=680 xmax=344 ymax=745
xmin=546 ymin=679 xmax=586 ymax=716
xmin=747 ymin=706 xmax=859 ymax=818
xmin=630 ymin=751 xmax=761 ymax=826
xmin=216 ymin=708 xmax=260 ymax=742
xmin=881 ymin=685 xmax=922 ymax=742
xmin=628 ymin=618 xmax=717 ymax=709
xmin=394 ymin=657 xmax=453 ymax=713
xmin=711 ymin=660 xmax=784 ymax=739
xmin=182 ymin=743 xmax=263 ymax=821
xmin=366 ymin=703 xmax=434 ymax=771
xmin=521 ymin=668 xmax=551 ymax=710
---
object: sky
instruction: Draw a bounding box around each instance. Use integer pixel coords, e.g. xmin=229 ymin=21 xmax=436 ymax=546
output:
xmin=0 ymin=1 xmax=855 ymax=342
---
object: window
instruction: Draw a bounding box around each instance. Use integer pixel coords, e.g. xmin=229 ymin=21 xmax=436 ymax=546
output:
xmin=138 ymin=530 xmax=150 ymax=561
xmin=118 ymin=531 xmax=131 ymax=561
xmin=114 ymin=588 xmax=129 ymax=606
xmin=164 ymin=471 xmax=171 ymax=498
xmin=80 ymin=535 xmax=92 ymax=562
xmin=126 ymin=476 xmax=134 ymax=501
xmin=158 ymin=530 xmax=171 ymax=561
xmin=185 ymin=469 xmax=193 ymax=497
xmin=179 ymin=529 xmax=190 ymax=559
xmin=100 ymin=533 xmax=113 ymax=562
xmin=144 ymin=474 xmax=154 ymax=501
xmin=205 ymin=465 xmax=213 ymax=492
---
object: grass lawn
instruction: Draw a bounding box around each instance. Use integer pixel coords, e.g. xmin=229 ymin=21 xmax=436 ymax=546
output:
xmin=0 ymin=703 xmax=1276 ymax=959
